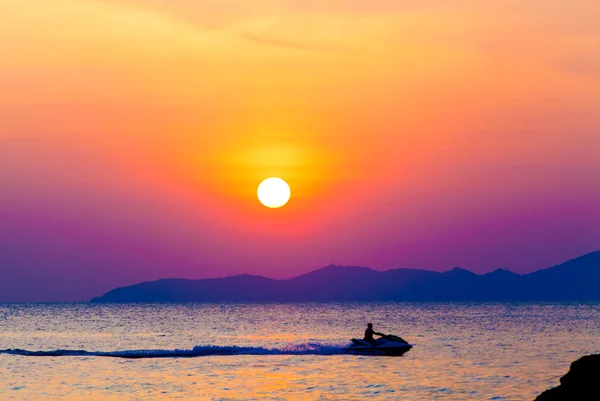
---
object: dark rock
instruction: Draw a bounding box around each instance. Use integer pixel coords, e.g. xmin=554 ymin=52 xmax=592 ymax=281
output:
xmin=535 ymin=354 xmax=600 ymax=401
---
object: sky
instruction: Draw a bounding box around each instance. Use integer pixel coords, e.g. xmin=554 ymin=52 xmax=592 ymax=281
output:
xmin=1 ymin=0 xmax=599 ymax=301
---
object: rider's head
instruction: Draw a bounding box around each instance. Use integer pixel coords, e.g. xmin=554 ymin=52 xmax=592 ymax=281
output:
xmin=367 ymin=323 xmax=373 ymax=328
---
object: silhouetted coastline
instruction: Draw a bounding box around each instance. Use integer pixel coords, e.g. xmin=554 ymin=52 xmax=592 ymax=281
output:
xmin=91 ymin=251 xmax=600 ymax=302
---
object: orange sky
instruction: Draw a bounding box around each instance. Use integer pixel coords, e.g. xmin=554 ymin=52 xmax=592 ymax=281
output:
xmin=1 ymin=0 xmax=599 ymax=300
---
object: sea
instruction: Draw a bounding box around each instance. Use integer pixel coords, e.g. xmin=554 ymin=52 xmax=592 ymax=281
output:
xmin=1 ymin=302 xmax=599 ymax=401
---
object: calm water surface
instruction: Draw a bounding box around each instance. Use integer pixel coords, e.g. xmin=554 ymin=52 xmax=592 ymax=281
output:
xmin=1 ymin=303 xmax=599 ymax=400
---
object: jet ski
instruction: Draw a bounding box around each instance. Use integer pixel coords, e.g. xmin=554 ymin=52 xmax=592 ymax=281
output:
xmin=344 ymin=334 xmax=412 ymax=356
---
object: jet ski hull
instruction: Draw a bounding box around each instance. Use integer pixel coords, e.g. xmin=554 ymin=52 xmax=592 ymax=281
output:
xmin=344 ymin=346 xmax=412 ymax=356
xmin=344 ymin=336 xmax=413 ymax=357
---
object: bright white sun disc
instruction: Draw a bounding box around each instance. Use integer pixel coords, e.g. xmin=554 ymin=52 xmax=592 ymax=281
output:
xmin=257 ymin=178 xmax=291 ymax=208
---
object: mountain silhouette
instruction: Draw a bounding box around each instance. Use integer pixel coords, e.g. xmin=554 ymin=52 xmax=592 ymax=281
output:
xmin=90 ymin=251 xmax=600 ymax=302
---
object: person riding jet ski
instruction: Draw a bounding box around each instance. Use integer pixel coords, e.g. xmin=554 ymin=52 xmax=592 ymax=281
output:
xmin=345 ymin=324 xmax=412 ymax=356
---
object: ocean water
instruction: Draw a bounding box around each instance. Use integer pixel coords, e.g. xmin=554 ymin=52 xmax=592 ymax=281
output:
xmin=1 ymin=303 xmax=599 ymax=401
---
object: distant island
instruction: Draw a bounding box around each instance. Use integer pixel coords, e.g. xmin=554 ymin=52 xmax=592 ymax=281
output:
xmin=91 ymin=251 xmax=600 ymax=302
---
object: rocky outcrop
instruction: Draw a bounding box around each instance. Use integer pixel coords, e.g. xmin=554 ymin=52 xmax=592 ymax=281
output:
xmin=535 ymin=354 xmax=600 ymax=401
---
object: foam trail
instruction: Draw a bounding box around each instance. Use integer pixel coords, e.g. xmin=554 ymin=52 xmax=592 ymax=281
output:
xmin=0 ymin=343 xmax=348 ymax=359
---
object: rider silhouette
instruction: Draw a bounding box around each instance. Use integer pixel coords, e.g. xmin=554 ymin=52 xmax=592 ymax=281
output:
xmin=364 ymin=323 xmax=384 ymax=345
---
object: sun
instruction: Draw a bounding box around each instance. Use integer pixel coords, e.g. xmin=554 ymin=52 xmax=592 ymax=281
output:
xmin=257 ymin=178 xmax=291 ymax=208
